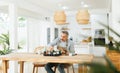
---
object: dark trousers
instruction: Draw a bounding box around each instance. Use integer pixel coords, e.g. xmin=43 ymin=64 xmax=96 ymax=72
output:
xmin=45 ymin=63 xmax=65 ymax=73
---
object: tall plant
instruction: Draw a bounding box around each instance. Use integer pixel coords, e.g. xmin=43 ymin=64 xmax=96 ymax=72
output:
xmin=0 ymin=32 xmax=22 ymax=55
xmin=0 ymin=32 xmax=10 ymax=49
xmin=0 ymin=32 xmax=11 ymax=55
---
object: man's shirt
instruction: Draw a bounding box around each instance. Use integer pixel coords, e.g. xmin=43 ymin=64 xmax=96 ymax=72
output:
xmin=49 ymin=38 xmax=75 ymax=53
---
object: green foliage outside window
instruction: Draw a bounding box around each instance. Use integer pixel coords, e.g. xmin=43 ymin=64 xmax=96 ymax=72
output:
xmin=0 ymin=32 xmax=22 ymax=55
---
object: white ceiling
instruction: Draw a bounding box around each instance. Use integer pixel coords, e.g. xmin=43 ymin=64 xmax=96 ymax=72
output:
xmin=25 ymin=0 xmax=109 ymax=11
xmin=0 ymin=0 xmax=110 ymax=16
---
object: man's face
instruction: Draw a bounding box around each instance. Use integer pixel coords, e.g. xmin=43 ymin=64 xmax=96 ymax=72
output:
xmin=60 ymin=33 xmax=68 ymax=41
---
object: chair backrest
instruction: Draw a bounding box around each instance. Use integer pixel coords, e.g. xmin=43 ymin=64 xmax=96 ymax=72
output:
xmin=34 ymin=46 xmax=45 ymax=54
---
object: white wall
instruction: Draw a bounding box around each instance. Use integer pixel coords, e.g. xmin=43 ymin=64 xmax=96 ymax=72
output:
xmin=67 ymin=15 xmax=92 ymax=42
xmin=111 ymin=0 xmax=120 ymax=41
xmin=27 ymin=17 xmax=52 ymax=52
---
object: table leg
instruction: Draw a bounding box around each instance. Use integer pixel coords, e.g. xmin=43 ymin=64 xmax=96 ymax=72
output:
xmin=19 ymin=61 xmax=24 ymax=73
xmin=83 ymin=66 xmax=87 ymax=73
xmin=2 ymin=60 xmax=8 ymax=73
xmin=78 ymin=65 xmax=83 ymax=73
xmin=78 ymin=65 xmax=87 ymax=73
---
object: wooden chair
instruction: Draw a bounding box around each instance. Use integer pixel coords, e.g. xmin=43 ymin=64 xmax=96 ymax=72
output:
xmin=64 ymin=64 xmax=75 ymax=73
xmin=54 ymin=64 xmax=75 ymax=73
xmin=32 ymin=46 xmax=46 ymax=73
xmin=33 ymin=46 xmax=57 ymax=73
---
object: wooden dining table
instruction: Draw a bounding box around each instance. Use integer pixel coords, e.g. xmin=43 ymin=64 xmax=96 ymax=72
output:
xmin=0 ymin=53 xmax=94 ymax=73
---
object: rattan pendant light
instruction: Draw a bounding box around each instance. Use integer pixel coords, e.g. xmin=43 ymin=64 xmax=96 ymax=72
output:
xmin=54 ymin=11 xmax=66 ymax=25
xmin=76 ymin=9 xmax=90 ymax=24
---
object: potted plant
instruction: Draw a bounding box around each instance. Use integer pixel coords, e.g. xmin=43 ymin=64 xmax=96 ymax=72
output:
xmin=0 ymin=32 xmax=22 ymax=55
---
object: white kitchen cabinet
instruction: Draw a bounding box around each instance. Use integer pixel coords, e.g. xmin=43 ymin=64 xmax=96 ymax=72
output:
xmin=92 ymin=46 xmax=106 ymax=56
xmin=74 ymin=43 xmax=92 ymax=54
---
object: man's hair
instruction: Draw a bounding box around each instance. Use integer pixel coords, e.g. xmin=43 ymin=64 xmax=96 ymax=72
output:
xmin=62 ymin=31 xmax=69 ymax=35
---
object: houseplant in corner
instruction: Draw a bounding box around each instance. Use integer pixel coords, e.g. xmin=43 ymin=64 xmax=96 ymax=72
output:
xmin=0 ymin=32 xmax=22 ymax=55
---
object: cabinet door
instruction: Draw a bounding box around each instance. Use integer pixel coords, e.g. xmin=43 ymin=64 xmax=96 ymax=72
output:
xmin=75 ymin=44 xmax=90 ymax=54
xmin=47 ymin=28 xmax=50 ymax=44
xmin=54 ymin=28 xmax=58 ymax=39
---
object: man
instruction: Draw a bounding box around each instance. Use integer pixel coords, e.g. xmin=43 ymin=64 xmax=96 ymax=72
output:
xmin=45 ymin=31 xmax=75 ymax=73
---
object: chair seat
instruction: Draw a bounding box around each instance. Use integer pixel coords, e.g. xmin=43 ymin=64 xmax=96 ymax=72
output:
xmin=33 ymin=62 xmax=46 ymax=67
xmin=63 ymin=64 xmax=72 ymax=68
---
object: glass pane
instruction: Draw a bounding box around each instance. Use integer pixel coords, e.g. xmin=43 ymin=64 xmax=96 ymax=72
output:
xmin=0 ymin=13 xmax=9 ymax=34
xmin=18 ymin=17 xmax=27 ymax=51
xmin=0 ymin=13 xmax=9 ymax=51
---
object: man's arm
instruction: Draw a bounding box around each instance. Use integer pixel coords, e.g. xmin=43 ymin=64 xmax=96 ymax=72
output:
xmin=49 ymin=38 xmax=60 ymax=46
xmin=48 ymin=38 xmax=60 ymax=51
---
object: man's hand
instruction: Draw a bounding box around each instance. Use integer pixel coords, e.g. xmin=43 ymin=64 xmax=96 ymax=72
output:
xmin=47 ymin=46 xmax=54 ymax=51
xmin=62 ymin=50 xmax=69 ymax=55
xmin=58 ymin=47 xmax=68 ymax=55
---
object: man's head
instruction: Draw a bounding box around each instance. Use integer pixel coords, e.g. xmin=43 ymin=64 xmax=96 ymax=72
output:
xmin=60 ymin=31 xmax=69 ymax=41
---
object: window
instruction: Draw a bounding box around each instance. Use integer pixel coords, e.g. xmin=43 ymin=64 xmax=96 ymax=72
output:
xmin=0 ymin=13 xmax=9 ymax=50
xmin=18 ymin=17 xmax=27 ymax=51
xmin=0 ymin=13 xmax=9 ymax=34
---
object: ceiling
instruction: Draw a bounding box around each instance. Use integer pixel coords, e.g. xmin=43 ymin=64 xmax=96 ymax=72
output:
xmin=24 ymin=0 xmax=109 ymax=11
xmin=0 ymin=0 xmax=110 ymax=16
